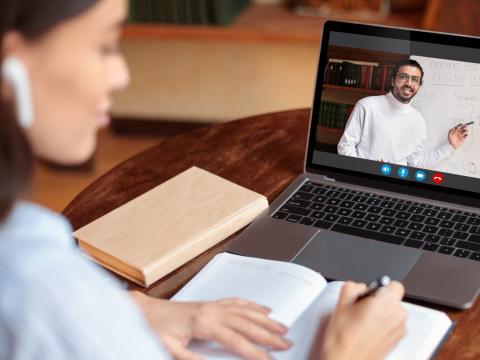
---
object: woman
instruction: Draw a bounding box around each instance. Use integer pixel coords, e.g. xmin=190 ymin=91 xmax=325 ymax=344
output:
xmin=0 ymin=0 xmax=406 ymax=359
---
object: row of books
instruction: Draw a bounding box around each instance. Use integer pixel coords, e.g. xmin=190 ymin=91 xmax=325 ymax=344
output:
xmin=319 ymin=101 xmax=354 ymax=129
xmin=324 ymin=59 xmax=395 ymax=92
xmin=128 ymin=0 xmax=250 ymax=25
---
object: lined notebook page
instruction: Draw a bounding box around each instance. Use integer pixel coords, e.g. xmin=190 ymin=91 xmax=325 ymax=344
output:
xmin=172 ymin=252 xmax=327 ymax=326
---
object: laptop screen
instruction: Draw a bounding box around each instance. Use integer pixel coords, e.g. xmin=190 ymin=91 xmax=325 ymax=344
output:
xmin=307 ymin=21 xmax=480 ymax=197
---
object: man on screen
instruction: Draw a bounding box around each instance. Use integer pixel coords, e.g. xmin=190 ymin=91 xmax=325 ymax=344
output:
xmin=337 ymin=59 xmax=468 ymax=168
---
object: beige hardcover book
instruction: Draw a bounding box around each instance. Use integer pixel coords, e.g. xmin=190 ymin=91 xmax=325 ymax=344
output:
xmin=73 ymin=167 xmax=268 ymax=287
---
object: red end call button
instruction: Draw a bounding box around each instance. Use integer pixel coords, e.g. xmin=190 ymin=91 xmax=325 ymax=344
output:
xmin=432 ymin=173 xmax=444 ymax=184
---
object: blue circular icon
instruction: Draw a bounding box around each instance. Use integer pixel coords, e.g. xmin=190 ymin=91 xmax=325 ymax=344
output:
xmin=380 ymin=164 xmax=392 ymax=175
xmin=397 ymin=167 xmax=409 ymax=178
xmin=415 ymin=170 xmax=426 ymax=182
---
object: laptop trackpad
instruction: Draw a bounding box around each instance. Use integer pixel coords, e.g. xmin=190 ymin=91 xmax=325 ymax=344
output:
xmin=292 ymin=230 xmax=421 ymax=282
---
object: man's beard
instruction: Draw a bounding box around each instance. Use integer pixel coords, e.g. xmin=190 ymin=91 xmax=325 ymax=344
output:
xmin=395 ymin=85 xmax=416 ymax=103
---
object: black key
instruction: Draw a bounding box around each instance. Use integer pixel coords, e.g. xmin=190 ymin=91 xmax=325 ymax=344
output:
xmin=467 ymin=217 xmax=480 ymax=226
xmin=354 ymin=203 xmax=369 ymax=211
xmin=326 ymin=190 xmax=341 ymax=198
xmin=453 ymin=231 xmax=469 ymax=240
xmin=409 ymin=206 xmax=423 ymax=214
xmin=437 ymin=212 xmax=452 ymax=220
xmin=468 ymin=234 xmax=480 ymax=244
xmin=408 ymin=222 xmax=422 ymax=231
xmin=380 ymin=217 xmax=394 ymax=225
xmin=326 ymin=198 xmax=341 ymax=206
xmin=454 ymin=223 xmax=469 ymax=232
xmin=313 ymin=195 xmax=327 ymax=203
xmin=366 ymin=198 xmax=381 ymax=205
xmin=286 ymin=214 xmax=302 ymax=223
xmin=382 ymin=209 xmax=396 ymax=217
xmin=366 ymin=214 xmax=381 ymax=222
xmin=410 ymin=214 xmax=425 ymax=223
xmin=425 ymin=218 xmax=440 ymax=225
xmin=312 ymin=187 xmax=327 ymax=195
xmin=310 ymin=203 xmax=324 ymax=211
xmin=438 ymin=246 xmax=455 ymax=255
xmin=300 ymin=185 xmax=314 ymax=193
xmin=324 ymin=206 xmax=338 ymax=213
xmin=469 ymin=226 xmax=480 ymax=235
xmin=353 ymin=195 xmax=368 ymax=203
xmin=456 ymin=240 xmax=480 ymax=252
xmin=340 ymin=201 xmax=355 ymax=208
xmin=351 ymin=211 xmax=366 ymax=219
xmin=339 ymin=193 xmax=353 ymax=200
xmin=273 ymin=211 xmax=288 ymax=219
xmin=368 ymin=206 xmax=382 ymax=214
xmin=423 ymin=209 xmax=438 ymax=217
xmin=324 ymin=214 xmax=339 ymax=222
xmin=366 ymin=222 xmax=382 ymax=231
xmin=470 ymin=252 xmax=480 ymax=261
xmin=438 ymin=228 xmax=453 ymax=237
xmin=452 ymin=214 xmax=467 ymax=223
xmin=380 ymin=225 xmax=396 ymax=234
xmin=395 ymin=228 xmax=411 ymax=237
xmin=423 ymin=242 xmax=439 ymax=252
xmin=439 ymin=220 xmax=454 ymax=228
xmin=311 ymin=211 xmax=326 ymax=219
xmin=299 ymin=217 xmax=316 ymax=226
xmin=331 ymin=224 xmax=404 ymax=245
xmin=280 ymin=205 xmax=311 ymax=216
xmin=440 ymin=238 xmax=456 ymax=246
xmin=380 ymin=201 xmax=395 ymax=209
xmin=396 ymin=212 xmax=410 ymax=220
xmin=338 ymin=216 xmax=353 ymax=225
xmin=423 ymin=225 xmax=439 ymax=234
xmin=410 ymin=231 xmax=425 ymax=240
xmin=394 ymin=219 xmax=408 ymax=228
xmin=425 ymin=234 xmax=441 ymax=243
xmin=286 ymin=199 xmax=311 ymax=208
xmin=404 ymin=239 xmax=423 ymax=248
xmin=293 ymin=191 xmax=314 ymax=201
xmin=313 ymin=220 xmax=333 ymax=229
xmin=394 ymin=203 xmax=409 ymax=211
xmin=337 ymin=208 xmax=352 ymax=216
xmin=454 ymin=249 xmax=470 ymax=258
xmin=352 ymin=220 xmax=368 ymax=228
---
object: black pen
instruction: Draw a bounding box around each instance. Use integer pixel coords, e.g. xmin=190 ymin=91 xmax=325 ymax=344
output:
xmin=356 ymin=275 xmax=391 ymax=301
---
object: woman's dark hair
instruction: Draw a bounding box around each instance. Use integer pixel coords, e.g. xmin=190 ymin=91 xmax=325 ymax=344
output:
xmin=0 ymin=0 xmax=98 ymax=220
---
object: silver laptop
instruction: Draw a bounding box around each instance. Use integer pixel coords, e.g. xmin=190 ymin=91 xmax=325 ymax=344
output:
xmin=229 ymin=21 xmax=480 ymax=309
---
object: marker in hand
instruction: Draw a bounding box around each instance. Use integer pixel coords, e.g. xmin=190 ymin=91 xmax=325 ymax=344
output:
xmin=456 ymin=121 xmax=474 ymax=128
xmin=356 ymin=275 xmax=391 ymax=302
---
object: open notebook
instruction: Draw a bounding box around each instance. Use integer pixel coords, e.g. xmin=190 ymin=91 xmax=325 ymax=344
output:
xmin=173 ymin=253 xmax=453 ymax=360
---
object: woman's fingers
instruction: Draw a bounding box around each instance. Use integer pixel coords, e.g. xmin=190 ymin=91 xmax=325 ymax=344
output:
xmin=224 ymin=306 xmax=287 ymax=335
xmin=221 ymin=313 xmax=291 ymax=350
xmin=206 ymin=326 xmax=273 ymax=360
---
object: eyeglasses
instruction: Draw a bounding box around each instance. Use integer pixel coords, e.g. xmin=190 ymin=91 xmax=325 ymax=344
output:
xmin=396 ymin=73 xmax=421 ymax=85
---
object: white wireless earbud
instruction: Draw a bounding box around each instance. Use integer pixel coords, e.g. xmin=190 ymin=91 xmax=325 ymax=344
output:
xmin=1 ymin=56 xmax=34 ymax=128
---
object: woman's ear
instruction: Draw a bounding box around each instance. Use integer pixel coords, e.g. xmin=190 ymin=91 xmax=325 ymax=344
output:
xmin=1 ymin=56 xmax=34 ymax=128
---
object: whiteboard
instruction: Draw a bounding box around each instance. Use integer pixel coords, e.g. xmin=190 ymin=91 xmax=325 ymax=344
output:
xmin=410 ymin=55 xmax=480 ymax=178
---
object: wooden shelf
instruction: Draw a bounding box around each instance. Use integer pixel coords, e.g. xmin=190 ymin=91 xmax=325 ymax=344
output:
xmin=122 ymin=4 xmax=424 ymax=44
xmin=323 ymin=84 xmax=386 ymax=95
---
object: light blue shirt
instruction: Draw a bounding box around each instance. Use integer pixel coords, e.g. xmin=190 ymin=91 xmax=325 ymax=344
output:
xmin=0 ymin=202 xmax=171 ymax=360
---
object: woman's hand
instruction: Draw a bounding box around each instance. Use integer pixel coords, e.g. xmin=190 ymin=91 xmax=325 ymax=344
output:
xmin=130 ymin=291 xmax=291 ymax=360
xmin=318 ymin=281 xmax=407 ymax=360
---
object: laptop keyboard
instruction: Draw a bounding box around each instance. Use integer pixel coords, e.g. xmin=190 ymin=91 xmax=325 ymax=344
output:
xmin=272 ymin=181 xmax=480 ymax=261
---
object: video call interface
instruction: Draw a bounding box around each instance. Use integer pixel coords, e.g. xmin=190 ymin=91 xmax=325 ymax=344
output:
xmin=312 ymin=31 xmax=480 ymax=194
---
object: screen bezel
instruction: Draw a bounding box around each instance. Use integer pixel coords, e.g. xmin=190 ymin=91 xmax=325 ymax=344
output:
xmin=305 ymin=21 xmax=480 ymax=208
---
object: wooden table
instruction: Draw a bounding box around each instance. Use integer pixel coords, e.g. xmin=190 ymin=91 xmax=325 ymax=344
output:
xmin=63 ymin=109 xmax=479 ymax=359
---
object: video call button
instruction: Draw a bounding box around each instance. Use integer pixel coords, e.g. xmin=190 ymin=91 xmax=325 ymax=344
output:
xmin=414 ymin=170 xmax=426 ymax=182
xmin=397 ymin=167 xmax=409 ymax=178
xmin=380 ymin=164 xmax=392 ymax=175
xmin=432 ymin=173 xmax=444 ymax=184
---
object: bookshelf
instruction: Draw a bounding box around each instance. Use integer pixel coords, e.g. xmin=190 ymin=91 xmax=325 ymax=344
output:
xmin=122 ymin=4 xmax=425 ymax=44
xmin=323 ymin=84 xmax=385 ymax=96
